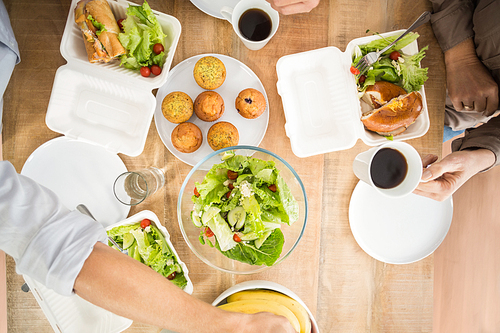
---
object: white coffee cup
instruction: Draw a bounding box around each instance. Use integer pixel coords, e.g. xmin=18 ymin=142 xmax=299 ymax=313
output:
xmin=352 ymin=142 xmax=422 ymax=198
xmin=220 ymin=0 xmax=280 ymax=51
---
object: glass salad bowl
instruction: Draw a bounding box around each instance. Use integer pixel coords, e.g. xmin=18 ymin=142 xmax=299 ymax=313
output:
xmin=177 ymin=146 xmax=308 ymax=274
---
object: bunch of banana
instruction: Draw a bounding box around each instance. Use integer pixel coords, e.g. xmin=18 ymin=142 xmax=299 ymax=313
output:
xmin=218 ymin=289 xmax=311 ymax=333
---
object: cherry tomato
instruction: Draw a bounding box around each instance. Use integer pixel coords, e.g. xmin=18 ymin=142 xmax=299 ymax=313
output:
xmin=233 ymin=233 xmax=242 ymax=242
xmin=117 ymin=19 xmax=124 ymax=30
xmin=167 ymin=272 xmax=176 ymax=280
xmin=205 ymin=227 xmax=214 ymax=237
xmin=227 ymin=170 xmax=238 ymax=180
xmin=140 ymin=218 xmax=151 ymax=229
xmin=350 ymin=66 xmax=360 ymax=75
xmin=140 ymin=66 xmax=151 ymax=77
xmin=359 ymin=75 xmax=366 ymax=84
xmin=151 ymin=64 xmax=162 ymax=76
xmin=153 ymin=43 xmax=165 ymax=55
xmin=268 ymin=184 xmax=277 ymax=192
xmin=228 ymin=183 xmax=234 ymax=190
xmin=389 ymin=51 xmax=401 ymax=61
xmin=194 ymin=187 xmax=200 ymax=197
xmin=226 ymin=191 xmax=232 ymax=199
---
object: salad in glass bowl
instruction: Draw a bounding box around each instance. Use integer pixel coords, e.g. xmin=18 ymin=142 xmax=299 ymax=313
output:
xmin=178 ymin=146 xmax=308 ymax=274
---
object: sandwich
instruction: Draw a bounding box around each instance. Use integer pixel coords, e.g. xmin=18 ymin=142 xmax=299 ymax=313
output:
xmin=361 ymin=91 xmax=423 ymax=136
xmin=74 ymin=0 xmax=126 ymax=63
xmin=361 ymin=81 xmax=407 ymax=109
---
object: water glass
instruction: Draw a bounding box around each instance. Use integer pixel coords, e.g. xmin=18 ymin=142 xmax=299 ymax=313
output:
xmin=113 ymin=167 xmax=165 ymax=205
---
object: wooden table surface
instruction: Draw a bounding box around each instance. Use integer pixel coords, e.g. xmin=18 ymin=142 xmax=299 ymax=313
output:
xmin=2 ymin=0 xmax=445 ymax=332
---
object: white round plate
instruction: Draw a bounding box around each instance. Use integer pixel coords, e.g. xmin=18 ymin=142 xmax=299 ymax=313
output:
xmin=154 ymin=53 xmax=269 ymax=166
xmin=190 ymin=0 xmax=239 ymax=19
xmin=21 ymin=137 xmax=129 ymax=227
xmin=349 ymin=180 xmax=453 ymax=264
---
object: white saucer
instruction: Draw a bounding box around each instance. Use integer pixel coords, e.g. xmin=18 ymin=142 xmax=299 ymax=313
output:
xmin=349 ymin=180 xmax=453 ymax=264
xmin=190 ymin=0 xmax=239 ymax=19
xmin=21 ymin=137 xmax=129 ymax=227
xmin=154 ymin=53 xmax=269 ymax=166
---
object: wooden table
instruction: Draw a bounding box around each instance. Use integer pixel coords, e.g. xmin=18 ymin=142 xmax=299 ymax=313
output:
xmin=2 ymin=0 xmax=445 ymax=332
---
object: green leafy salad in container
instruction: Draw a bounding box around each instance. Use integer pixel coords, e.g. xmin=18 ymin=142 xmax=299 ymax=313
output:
xmin=107 ymin=214 xmax=190 ymax=290
xmin=351 ymin=31 xmax=429 ymax=94
xmin=190 ymin=154 xmax=299 ymax=267
xmin=118 ymin=1 xmax=167 ymax=76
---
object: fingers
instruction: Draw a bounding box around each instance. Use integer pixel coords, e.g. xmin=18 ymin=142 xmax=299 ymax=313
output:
xmin=421 ymin=154 xmax=438 ymax=167
xmin=270 ymin=0 xmax=319 ymax=14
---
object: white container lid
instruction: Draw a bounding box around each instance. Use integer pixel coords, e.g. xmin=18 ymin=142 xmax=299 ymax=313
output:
xmin=276 ymin=30 xmax=430 ymax=158
xmin=46 ymin=0 xmax=182 ymax=156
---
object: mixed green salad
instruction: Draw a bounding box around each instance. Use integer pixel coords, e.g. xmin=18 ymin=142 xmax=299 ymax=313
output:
xmin=107 ymin=219 xmax=188 ymax=289
xmin=351 ymin=31 xmax=429 ymax=94
xmin=118 ymin=1 xmax=167 ymax=75
xmin=191 ymin=153 xmax=299 ymax=266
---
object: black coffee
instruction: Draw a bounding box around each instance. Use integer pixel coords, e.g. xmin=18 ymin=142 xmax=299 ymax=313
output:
xmin=370 ymin=148 xmax=408 ymax=189
xmin=238 ymin=9 xmax=272 ymax=42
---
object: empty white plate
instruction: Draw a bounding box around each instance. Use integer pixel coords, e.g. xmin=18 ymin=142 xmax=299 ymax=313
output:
xmin=21 ymin=136 xmax=129 ymax=227
xmin=349 ymin=180 xmax=453 ymax=264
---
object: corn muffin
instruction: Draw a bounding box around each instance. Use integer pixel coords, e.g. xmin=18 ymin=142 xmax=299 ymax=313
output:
xmin=193 ymin=56 xmax=226 ymax=90
xmin=194 ymin=91 xmax=225 ymax=122
xmin=171 ymin=122 xmax=203 ymax=153
xmin=162 ymin=91 xmax=194 ymax=124
xmin=207 ymin=122 xmax=239 ymax=151
xmin=235 ymin=88 xmax=266 ymax=119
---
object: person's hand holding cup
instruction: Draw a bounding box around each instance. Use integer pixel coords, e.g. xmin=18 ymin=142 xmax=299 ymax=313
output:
xmin=221 ymin=0 xmax=280 ymax=51
xmin=352 ymin=142 xmax=422 ymax=198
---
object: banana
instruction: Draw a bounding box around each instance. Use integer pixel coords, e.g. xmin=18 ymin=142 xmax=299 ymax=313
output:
xmin=218 ymin=299 xmax=301 ymax=332
xmin=227 ymin=290 xmax=311 ymax=333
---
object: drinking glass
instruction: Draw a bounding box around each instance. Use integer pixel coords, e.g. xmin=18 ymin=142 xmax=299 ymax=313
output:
xmin=113 ymin=167 xmax=165 ymax=205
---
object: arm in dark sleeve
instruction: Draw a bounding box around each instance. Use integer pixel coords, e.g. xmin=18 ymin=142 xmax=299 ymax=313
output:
xmin=429 ymin=0 xmax=475 ymax=51
xmin=452 ymin=116 xmax=500 ymax=169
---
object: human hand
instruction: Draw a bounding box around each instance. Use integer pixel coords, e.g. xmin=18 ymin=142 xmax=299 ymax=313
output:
xmin=445 ymin=38 xmax=499 ymax=116
xmin=413 ymin=150 xmax=495 ymax=201
xmin=239 ymin=312 xmax=297 ymax=333
xmin=267 ymin=0 xmax=320 ymax=15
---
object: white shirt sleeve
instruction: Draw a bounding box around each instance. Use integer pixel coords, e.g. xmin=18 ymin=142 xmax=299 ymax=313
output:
xmin=0 ymin=161 xmax=107 ymax=296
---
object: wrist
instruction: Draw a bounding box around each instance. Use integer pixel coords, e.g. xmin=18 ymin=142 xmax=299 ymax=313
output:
xmin=444 ymin=38 xmax=478 ymax=69
xmin=463 ymin=148 xmax=496 ymax=173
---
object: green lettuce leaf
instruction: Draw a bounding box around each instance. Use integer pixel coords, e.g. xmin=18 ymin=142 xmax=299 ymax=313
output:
xmin=217 ymin=229 xmax=285 ymax=266
xmin=400 ymin=45 xmax=429 ymax=92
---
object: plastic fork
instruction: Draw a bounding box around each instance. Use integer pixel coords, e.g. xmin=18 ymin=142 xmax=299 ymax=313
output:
xmin=354 ymin=11 xmax=431 ymax=76
xmin=76 ymin=204 xmax=128 ymax=255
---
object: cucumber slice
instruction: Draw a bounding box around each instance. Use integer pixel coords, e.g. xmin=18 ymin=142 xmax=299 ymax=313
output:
xmin=255 ymin=230 xmax=273 ymax=249
xmin=228 ymin=206 xmax=246 ymax=228
xmin=202 ymin=206 xmax=221 ymax=225
xmin=191 ymin=211 xmax=202 ymax=227
xmin=239 ymin=232 xmax=259 ymax=241
xmin=221 ymin=150 xmax=235 ymax=161
xmin=123 ymin=233 xmax=135 ymax=249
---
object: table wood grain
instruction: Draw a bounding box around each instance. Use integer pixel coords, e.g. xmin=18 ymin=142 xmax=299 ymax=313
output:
xmin=2 ymin=0 xmax=445 ymax=332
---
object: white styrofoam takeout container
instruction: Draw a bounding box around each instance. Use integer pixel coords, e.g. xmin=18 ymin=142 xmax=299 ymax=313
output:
xmin=212 ymin=280 xmax=320 ymax=333
xmin=276 ymin=30 xmax=429 ymax=158
xmin=22 ymin=210 xmax=193 ymax=333
xmin=105 ymin=210 xmax=194 ymax=294
xmin=45 ymin=0 xmax=181 ymax=156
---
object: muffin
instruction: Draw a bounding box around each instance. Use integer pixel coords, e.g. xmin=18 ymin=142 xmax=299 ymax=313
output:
xmin=207 ymin=122 xmax=239 ymax=151
xmin=194 ymin=91 xmax=225 ymax=122
xmin=162 ymin=91 xmax=193 ymax=124
xmin=193 ymin=56 xmax=226 ymax=90
xmin=171 ymin=122 xmax=203 ymax=153
xmin=235 ymin=88 xmax=266 ymax=119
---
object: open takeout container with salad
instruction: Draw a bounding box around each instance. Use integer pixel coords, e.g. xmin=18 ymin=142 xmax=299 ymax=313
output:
xmin=45 ymin=0 xmax=181 ymax=156
xmin=106 ymin=210 xmax=194 ymax=293
xmin=177 ymin=146 xmax=308 ymax=274
xmin=276 ymin=30 xmax=430 ymax=158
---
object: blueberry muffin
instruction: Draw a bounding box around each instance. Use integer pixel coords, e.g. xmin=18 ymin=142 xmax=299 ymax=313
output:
xmin=162 ymin=91 xmax=194 ymax=124
xmin=194 ymin=91 xmax=225 ymax=122
xmin=171 ymin=122 xmax=203 ymax=153
xmin=235 ymin=88 xmax=266 ymax=119
xmin=207 ymin=122 xmax=239 ymax=151
xmin=193 ymin=56 xmax=226 ymax=90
